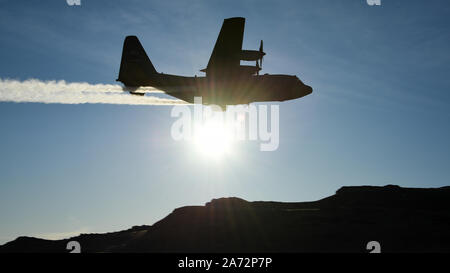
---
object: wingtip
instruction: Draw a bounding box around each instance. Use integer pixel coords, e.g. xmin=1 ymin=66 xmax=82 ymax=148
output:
xmin=225 ymin=17 xmax=245 ymax=22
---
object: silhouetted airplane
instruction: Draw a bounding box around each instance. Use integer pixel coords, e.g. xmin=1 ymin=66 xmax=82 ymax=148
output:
xmin=117 ymin=17 xmax=312 ymax=109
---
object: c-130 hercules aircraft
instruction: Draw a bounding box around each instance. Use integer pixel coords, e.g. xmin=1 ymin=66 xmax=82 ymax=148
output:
xmin=117 ymin=17 xmax=312 ymax=110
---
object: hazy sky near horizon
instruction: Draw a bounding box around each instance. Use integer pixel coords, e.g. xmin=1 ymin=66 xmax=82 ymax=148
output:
xmin=1 ymin=0 xmax=450 ymax=244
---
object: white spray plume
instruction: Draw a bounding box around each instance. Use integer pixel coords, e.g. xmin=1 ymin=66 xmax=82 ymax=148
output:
xmin=0 ymin=78 xmax=185 ymax=105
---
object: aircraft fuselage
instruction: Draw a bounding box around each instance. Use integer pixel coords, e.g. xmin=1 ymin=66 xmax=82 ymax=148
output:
xmin=128 ymin=73 xmax=312 ymax=107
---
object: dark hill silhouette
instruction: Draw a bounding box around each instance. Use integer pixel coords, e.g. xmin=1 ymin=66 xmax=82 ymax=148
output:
xmin=1 ymin=185 xmax=450 ymax=253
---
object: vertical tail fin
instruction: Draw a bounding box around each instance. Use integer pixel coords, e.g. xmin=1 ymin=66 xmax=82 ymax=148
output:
xmin=116 ymin=36 xmax=157 ymax=86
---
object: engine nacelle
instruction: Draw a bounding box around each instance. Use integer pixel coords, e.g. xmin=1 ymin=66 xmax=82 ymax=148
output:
xmin=238 ymin=65 xmax=261 ymax=76
xmin=240 ymin=50 xmax=265 ymax=61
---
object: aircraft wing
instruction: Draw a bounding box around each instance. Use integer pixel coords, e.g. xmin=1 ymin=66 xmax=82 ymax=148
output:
xmin=204 ymin=17 xmax=245 ymax=76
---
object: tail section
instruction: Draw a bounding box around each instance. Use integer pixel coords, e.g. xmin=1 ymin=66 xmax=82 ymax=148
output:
xmin=116 ymin=36 xmax=157 ymax=86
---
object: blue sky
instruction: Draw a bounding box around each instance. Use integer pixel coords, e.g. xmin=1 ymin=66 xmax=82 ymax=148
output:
xmin=1 ymin=0 xmax=450 ymax=244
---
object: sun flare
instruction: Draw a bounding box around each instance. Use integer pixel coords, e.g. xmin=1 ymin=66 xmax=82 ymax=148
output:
xmin=193 ymin=117 xmax=234 ymax=159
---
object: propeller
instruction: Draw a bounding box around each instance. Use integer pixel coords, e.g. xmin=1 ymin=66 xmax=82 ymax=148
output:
xmin=259 ymin=40 xmax=264 ymax=68
xmin=256 ymin=59 xmax=260 ymax=75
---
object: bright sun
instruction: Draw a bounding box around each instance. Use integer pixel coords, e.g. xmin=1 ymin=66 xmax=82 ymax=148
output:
xmin=192 ymin=117 xmax=234 ymax=159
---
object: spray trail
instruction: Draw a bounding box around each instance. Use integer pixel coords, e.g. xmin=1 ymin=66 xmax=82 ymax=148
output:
xmin=0 ymin=78 xmax=185 ymax=105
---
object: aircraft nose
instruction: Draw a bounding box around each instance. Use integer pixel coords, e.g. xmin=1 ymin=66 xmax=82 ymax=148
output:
xmin=304 ymin=84 xmax=313 ymax=94
xmin=294 ymin=77 xmax=312 ymax=98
